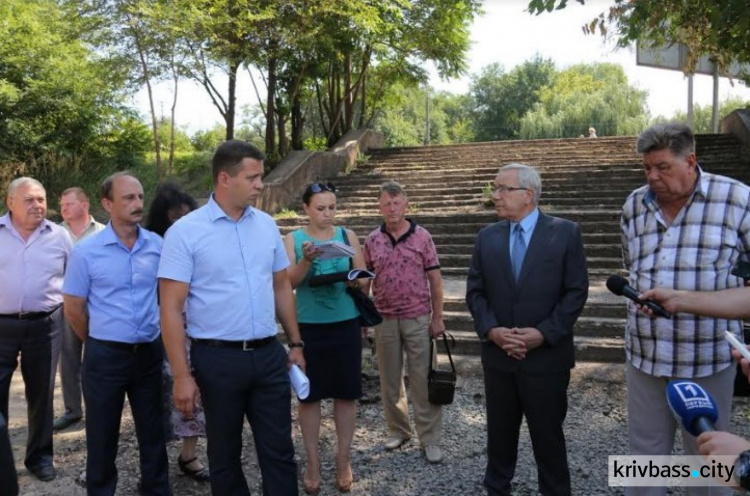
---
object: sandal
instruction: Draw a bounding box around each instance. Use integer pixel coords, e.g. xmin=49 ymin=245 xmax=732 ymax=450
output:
xmin=177 ymin=456 xmax=210 ymax=483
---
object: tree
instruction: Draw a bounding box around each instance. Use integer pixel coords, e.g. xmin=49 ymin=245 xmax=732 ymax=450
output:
xmin=665 ymin=97 xmax=750 ymax=133
xmin=527 ymin=0 xmax=750 ymax=83
xmin=468 ymin=56 xmax=556 ymax=141
xmin=519 ymin=63 xmax=649 ymax=138
xmin=0 ymin=0 xmax=142 ymax=199
xmin=372 ymin=85 xmax=474 ymax=146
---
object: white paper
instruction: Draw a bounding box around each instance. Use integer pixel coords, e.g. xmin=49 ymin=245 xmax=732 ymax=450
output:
xmin=314 ymin=241 xmax=355 ymax=260
xmin=289 ymin=364 xmax=310 ymax=400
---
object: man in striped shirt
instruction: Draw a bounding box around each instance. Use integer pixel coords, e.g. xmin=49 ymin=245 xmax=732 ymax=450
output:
xmin=621 ymin=122 xmax=750 ymax=496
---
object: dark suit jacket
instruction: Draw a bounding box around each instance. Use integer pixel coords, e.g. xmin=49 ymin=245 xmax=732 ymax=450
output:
xmin=466 ymin=212 xmax=589 ymax=373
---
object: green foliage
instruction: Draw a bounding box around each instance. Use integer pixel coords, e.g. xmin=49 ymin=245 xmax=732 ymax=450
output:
xmin=303 ymin=137 xmax=328 ymax=151
xmin=519 ymin=63 xmax=650 ymax=138
xmin=191 ymin=126 xmax=226 ymax=152
xmin=372 ymin=84 xmax=474 ymax=146
xmin=469 ymin=56 xmax=557 ymax=141
xmin=0 ymin=0 xmax=147 ymax=203
xmin=527 ymin=0 xmax=750 ymax=83
xmin=274 ymin=208 xmax=299 ymax=219
xmin=666 ymin=97 xmax=750 ymax=133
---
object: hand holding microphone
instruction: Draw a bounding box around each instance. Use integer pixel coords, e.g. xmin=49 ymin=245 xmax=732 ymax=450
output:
xmin=606 ymin=275 xmax=672 ymax=319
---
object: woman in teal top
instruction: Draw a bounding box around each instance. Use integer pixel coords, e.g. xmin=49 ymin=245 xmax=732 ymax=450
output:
xmin=283 ymin=182 xmax=368 ymax=495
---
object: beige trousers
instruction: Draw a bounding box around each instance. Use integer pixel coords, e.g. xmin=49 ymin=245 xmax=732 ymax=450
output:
xmin=375 ymin=315 xmax=442 ymax=447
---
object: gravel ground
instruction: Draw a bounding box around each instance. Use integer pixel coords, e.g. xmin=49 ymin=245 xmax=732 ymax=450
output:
xmin=9 ymin=355 xmax=750 ymax=496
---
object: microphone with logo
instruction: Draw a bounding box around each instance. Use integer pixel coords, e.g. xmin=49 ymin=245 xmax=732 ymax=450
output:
xmin=666 ymin=380 xmax=718 ymax=436
xmin=606 ymin=275 xmax=672 ymax=319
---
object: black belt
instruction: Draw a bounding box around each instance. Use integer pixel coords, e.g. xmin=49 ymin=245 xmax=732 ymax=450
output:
xmin=89 ymin=337 xmax=158 ymax=352
xmin=0 ymin=306 xmax=60 ymax=321
xmin=191 ymin=336 xmax=276 ymax=351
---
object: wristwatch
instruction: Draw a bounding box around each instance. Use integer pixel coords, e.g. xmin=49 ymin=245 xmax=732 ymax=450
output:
xmin=734 ymin=449 xmax=750 ymax=490
xmin=288 ymin=341 xmax=305 ymax=349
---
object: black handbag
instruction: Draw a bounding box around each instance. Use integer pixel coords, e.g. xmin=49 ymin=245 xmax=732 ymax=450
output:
xmin=346 ymin=286 xmax=383 ymax=327
xmin=428 ymin=333 xmax=457 ymax=405
xmin=339 ymin=227 xmax=383 ymax=327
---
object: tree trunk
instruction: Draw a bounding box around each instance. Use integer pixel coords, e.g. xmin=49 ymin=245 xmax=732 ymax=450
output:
xmin=291 ymin=92 xmax=304 ymax=150
xmin=168 ymin=55 xmax=179 ymax=175
xmin=265 ymin=57 xmax=277 ymax=157
xmin=133 ymin=29 xmax=161 ymax=180
xmin=226 ymin=59 xmax=239 ymax=140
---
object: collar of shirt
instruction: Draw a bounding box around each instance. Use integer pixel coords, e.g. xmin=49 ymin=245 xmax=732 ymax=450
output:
xmin=510 ymin=207 xmax=539 ymax=240
xmin=379 ymin=218 xmax=417 ymax=246
xmin=0 ymin=213 xmax=53 ymax=241
xmin=98 ymin=222 xmax=151 ymax=253
xmin=206 ymin=194 xmax=256 ymax=223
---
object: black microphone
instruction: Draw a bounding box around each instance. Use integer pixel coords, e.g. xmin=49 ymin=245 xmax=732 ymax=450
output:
xmin=606 ymin=275 xmax=672 ymax=319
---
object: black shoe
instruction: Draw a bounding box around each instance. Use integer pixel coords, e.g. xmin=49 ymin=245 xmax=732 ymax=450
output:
xmin=53 ymin=415 xmax=82 ymax=431
xmin=29 ymin=464 xmax=56 ymax=481
xmin=177 ymin=456 xmax=210 ymax=482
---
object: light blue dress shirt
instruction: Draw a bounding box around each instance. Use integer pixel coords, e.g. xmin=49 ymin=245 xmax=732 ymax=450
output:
xmin=63 ymin=223 xmax=162 ymax=343
xmin=0 ymin=214 xmax=72 ymax=313
xmin=509 ymin=207 xmax=539 ymax=255
xmin=157 ymin=195 xmax=290 ymax=341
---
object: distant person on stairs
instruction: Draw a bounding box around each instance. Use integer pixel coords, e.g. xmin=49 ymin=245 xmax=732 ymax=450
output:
xmin=620 ymin=122 xmax=750 ymax=496
xmin=363 ymin=180 xmax=446 ymax=464
xmin=466 ymin=163 xmax=589 ymax=496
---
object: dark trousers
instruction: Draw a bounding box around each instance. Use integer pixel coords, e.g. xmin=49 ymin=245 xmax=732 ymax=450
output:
xmin=483 ymin=367 xmax=571 ymax=496
xmin=58 ymin=320 xmax=84 ymax=418
xmin=0 ymin=308 xmax=62 ymax=470
xmin=191 ymin=340 xmax=297 ymax=496
xmin=82 ymin=337 xmax=169 ymax=496
xmin=0 ymin=412 xmax=18 ymax=496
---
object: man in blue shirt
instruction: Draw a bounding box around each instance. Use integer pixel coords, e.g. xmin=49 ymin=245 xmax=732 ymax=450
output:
xmin=63 ymin=172 xmax=169 ymax=496
xmin=159 ymin=140 xmax=305 ymax=496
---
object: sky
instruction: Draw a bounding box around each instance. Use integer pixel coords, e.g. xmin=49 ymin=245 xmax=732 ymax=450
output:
xmin=133 ymin=0 xmax=750 ymax=133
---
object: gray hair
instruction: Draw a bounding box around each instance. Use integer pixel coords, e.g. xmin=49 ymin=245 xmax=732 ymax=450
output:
xmin=498 ymin=163 xmax=542 ymax=204
xmin=8 ymin=177 xmax=45 ymax=199
xmin=379 ymin=180 xmax=407 ymax=199
xmin=636 ymin=122 xmax=695 ymax=157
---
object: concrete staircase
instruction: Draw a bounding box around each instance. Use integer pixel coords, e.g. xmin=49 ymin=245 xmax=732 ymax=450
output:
xmin=275 ymin=134 xmax=750 ymax=362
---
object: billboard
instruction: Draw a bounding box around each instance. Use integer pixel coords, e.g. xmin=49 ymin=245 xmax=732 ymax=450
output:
xmin=636 ymin=42 xmax=749 ymax=78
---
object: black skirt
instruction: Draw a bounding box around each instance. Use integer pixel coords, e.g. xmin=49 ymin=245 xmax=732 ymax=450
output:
xmin=299 ymin=317 xmax=362 ymax=402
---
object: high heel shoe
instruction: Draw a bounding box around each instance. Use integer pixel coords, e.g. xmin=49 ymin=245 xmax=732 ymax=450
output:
xmin=302 ymin=460 xmax=321 ymax=495
xmin=335 ymin=456 xmax=353 ymax=493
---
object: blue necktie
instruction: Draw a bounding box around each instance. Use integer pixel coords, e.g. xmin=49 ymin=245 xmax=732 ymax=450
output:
xmin=512 ymin=224 xmax=527 ymax=281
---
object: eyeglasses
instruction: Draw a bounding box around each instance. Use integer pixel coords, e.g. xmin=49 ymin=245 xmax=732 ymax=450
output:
xmin=307 ymin=182 xmax=336 ymax=194
xmin=492 ymin=185 xmax=528 ymax=195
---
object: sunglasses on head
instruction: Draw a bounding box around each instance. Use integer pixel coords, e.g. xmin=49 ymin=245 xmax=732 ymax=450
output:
xmin=308 ymin=182 xmax=336 ymax=194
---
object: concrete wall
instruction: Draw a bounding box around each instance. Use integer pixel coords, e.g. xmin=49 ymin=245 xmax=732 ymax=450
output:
xmin=257 ymin=129 xmax=384 ymax=214
xmin=721 ymin=109 xmax=750 ymax=159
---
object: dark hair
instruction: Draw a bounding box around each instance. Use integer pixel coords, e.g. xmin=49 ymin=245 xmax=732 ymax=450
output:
xmin=146 ymin=182 xmax=198 ymax=236
xmin=302 ymin=182 xmax=336 ymax=205
xmin=212 ymin=140 xmax=266 ymax=184
xmin=99 ymin=171 xmax=137 ymax=201
xmin=636 ymin=122 xmax=695 ymax=157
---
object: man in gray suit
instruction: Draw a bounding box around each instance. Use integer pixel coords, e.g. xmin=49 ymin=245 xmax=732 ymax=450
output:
xmin=466 ymin=163 xmax=588 ymax=496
